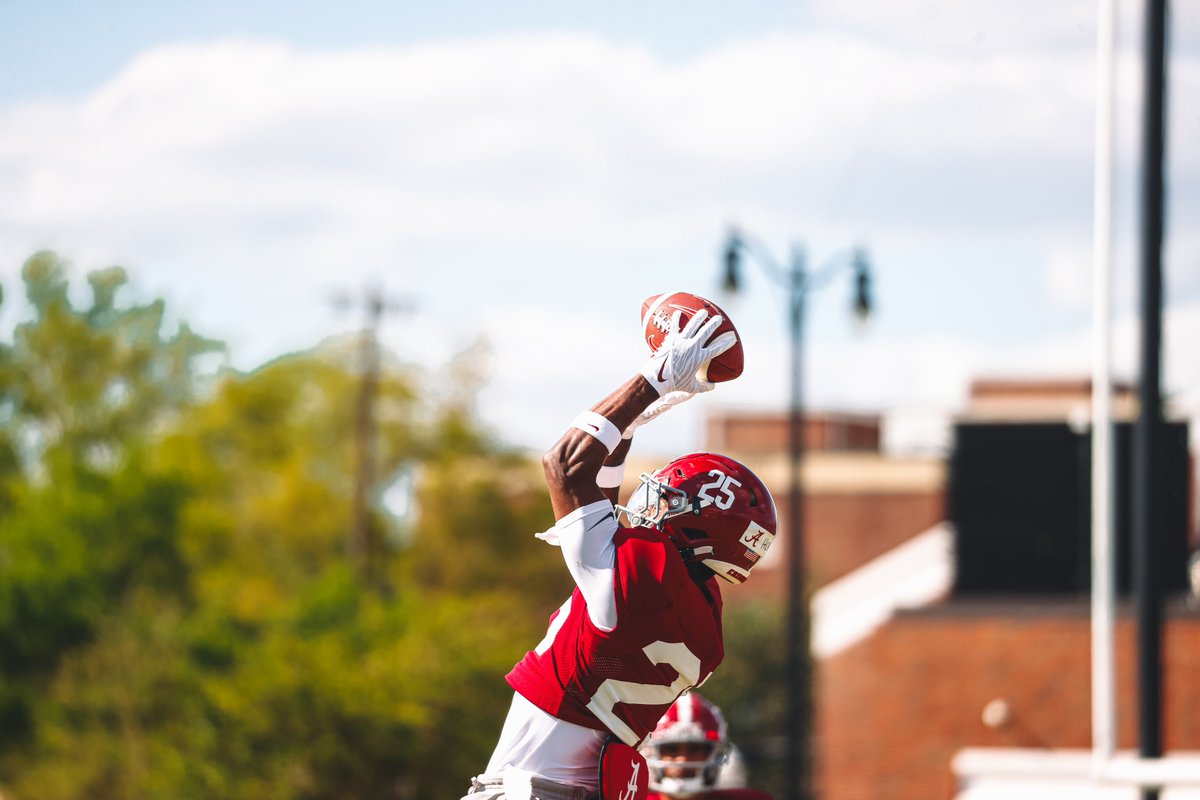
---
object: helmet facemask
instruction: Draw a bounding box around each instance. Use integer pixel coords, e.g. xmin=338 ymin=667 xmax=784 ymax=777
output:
xmin=617 ymin=472 xmax=699 ymax=531
xmin=645 ymin=740 xmax=725 ymax=797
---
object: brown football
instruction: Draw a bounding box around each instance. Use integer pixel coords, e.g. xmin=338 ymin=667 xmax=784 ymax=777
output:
xmin=641 ymin=292 xmax=744 ymax=382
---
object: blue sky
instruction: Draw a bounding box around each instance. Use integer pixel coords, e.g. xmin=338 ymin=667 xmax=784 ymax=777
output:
xmin=1 ymin=0 xmax=1197 ymax=455
xmin=0 ymin=1 xmax=805 ymax=99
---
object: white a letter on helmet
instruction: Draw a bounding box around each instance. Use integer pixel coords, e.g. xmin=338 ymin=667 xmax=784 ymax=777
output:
xmin=739 ymin=522 xmax=773 ymax=557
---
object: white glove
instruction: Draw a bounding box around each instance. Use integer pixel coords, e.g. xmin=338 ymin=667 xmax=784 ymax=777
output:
xmin=639 ymin=309 xmax=737 ymax=396
xmin=623 ymin=390 xmax=695 ymax=438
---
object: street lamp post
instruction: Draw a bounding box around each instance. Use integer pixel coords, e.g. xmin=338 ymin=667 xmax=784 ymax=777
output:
xmin=721 ymin=229 xmax=872 ymax=800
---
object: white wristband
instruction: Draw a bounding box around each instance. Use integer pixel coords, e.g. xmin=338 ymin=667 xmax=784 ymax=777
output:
xmin=572 ymin=410 xmax=623 ymax=454
xmin=597 ymin=463 xmax=626 ymax=489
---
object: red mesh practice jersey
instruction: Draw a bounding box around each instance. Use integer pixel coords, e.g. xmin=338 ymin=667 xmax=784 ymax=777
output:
xmin=508 ymin=527 xmax=724 ymax=746
xmin=648 ymin=791 xmax=773 ymax=800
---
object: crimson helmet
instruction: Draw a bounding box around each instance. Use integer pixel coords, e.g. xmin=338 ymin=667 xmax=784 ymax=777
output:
xmin=641 ymin=692 xmax=730 ymax=796
xmin=617 ymin=452 xmax=776 ymax=584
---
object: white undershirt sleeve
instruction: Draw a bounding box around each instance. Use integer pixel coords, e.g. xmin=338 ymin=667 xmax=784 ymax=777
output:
xmin=553 ymin=499 xmax=619 ymax=632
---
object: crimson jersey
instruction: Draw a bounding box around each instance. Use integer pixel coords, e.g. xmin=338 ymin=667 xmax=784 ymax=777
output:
xmin=648 ymin=791 xmax=772 ymax=800
xmin=508 ymin=526 xmax=724 ymax=746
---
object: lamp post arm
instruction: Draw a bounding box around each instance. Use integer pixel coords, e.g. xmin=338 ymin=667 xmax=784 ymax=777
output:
xmin=732 ymin=236 xmax=864 ymax=307
xmin=729 ymin=230 xmax=798 ymax=290
xmin=806 ymin=246 xmax=864 ymax=293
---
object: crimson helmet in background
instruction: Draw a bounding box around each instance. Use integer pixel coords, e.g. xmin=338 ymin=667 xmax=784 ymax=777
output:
xmin=642 ymin=692 xmax=730 ymax=796
xmin=617 ymin=452 xmax=777 ymax=584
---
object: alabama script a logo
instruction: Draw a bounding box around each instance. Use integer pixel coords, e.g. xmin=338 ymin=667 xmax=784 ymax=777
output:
xmin=618 ymin=759 xmax=642 ymax=800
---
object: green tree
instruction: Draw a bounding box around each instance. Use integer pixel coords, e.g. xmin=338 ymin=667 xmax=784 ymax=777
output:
xmin=1 ymin=254 xmax=569 ymax=799
xmin=0 ymin=252 xmax=216 ymax=754
xmin=409 ymin=454 xmax=570 ymax=608
xmin=143 ymin=346 xmax=562 ymax=798
xmin=4 ymin=251 xmax=220 ymax=477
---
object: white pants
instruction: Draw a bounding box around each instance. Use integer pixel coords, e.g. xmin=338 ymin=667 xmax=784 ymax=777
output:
xmin=484 ymin=693 xmax=606 ymax=790
xmin=461 ymin=772 xmax=597 ymax=800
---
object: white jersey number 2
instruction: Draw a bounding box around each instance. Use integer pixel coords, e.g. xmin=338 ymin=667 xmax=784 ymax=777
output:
xmin=586 ymin=640 xmax=709 ymax=746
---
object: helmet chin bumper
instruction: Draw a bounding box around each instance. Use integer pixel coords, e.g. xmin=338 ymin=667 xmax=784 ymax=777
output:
xmin=697 ymin=558 xmax=749 ymax=584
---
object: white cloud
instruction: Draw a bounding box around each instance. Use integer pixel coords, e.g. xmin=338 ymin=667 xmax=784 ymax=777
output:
xmin=0 ymin=30 xmax=1162 ymax=256
xmin=0 ymin=22 xmax=1197 ymax=452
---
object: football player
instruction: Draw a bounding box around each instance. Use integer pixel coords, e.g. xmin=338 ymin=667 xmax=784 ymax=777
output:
xmin=462 ymin=309 xmax=778 ymax=800
xmin=643 ymin=693 xmax=772 ymax=800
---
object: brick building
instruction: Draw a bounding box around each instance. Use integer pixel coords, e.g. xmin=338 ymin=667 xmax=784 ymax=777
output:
xmin=702 ymin=409 xmax=945 ymax=592
xmin=820 ymin=602 xmax=1200 ymax=799
xmin=667 ymin=381 xmax=1200 ymax=799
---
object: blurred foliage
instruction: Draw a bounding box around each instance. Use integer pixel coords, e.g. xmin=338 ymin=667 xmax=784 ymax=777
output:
xmin=701 ymin=599 xmax=788 ymax=799
xmin=0 ymin=253 xmax=562 ymax=799
xmin=0 ymin=251 xmax=786 ymax=799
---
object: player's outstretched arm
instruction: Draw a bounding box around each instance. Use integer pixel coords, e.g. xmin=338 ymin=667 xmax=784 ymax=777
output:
xmin=595 ymin=389 xmax=693 ymax=505
xmin=542 ymin=309 xmax=735 ymax=521
xmin=542 ymin=375 xmax=658 ymax=520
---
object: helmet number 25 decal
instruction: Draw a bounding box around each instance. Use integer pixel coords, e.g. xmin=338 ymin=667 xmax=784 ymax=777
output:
xmin=695 ymin=469 xmax=742 ymax=510
xmin=586 ymin=640 xmax=710 ymax=746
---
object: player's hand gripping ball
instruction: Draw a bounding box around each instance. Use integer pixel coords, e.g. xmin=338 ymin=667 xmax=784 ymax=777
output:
xmin=641 ymin=292 xmax=744 ymax=382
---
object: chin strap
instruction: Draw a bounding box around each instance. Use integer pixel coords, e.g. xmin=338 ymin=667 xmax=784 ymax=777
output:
xmin=678 ymin=545 xmax=714 ymax=563
xmin=667 ymin=498 xmax=707 ymax=561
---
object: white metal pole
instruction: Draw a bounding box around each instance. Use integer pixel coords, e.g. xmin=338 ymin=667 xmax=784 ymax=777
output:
xmin=1091 ymin=0 xmax=1118 ymax=774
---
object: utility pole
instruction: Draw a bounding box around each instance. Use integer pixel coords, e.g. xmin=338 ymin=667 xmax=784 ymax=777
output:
xmin=335 ymin=284 xmax=409 ymax=585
